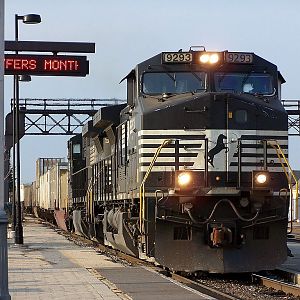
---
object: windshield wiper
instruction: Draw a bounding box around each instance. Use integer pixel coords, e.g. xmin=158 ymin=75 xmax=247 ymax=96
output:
xmin=142 ymin=92 xmax=177 ymax=102
xmin=143 ymin=90 xmax=206 ymax=102
xmin=142 ymin=93 xmax=162 ymax=100
xmin=242 ymin=88 xmax=276 ymax=98
xmin=161 ymin=90 xmax=205 ymax=99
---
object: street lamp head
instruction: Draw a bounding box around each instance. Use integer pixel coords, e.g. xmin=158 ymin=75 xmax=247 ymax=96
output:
xmin=22 ymin=14 xmax=41 ymax=24
xmin=18 ymin=75 xmax=31 ymax=82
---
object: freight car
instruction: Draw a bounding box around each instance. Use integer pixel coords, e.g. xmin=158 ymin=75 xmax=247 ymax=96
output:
xmin=66 ymin=47 xmax=294 ymax=273
xmin=32 ymin=158 xmax=69 ymax=225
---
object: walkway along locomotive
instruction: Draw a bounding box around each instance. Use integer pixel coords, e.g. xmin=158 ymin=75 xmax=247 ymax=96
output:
xmin=68 ymin=47 xmax=292 ymax=273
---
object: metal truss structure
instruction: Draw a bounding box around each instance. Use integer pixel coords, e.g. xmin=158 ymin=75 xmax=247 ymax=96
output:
xmin=7 ymin=98 xmax=300 ymax=136
xmin=12 ymin=98 xmax=125 ymax=136
xmin=282 ymin=100 xmax=300 ymax=136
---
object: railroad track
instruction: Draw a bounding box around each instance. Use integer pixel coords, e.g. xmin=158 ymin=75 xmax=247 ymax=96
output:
xmin=288 ymin=224 xmax=300 ymax=242
xmin=288 ymin=233 xmax=300 ymax=243
xmin=33 ymin=217 xmax=300 ymax=300
xmin=252 ymin=273 xmax=300 ymax=298
xmin=169 ymin=273 xmax=238 ymax=300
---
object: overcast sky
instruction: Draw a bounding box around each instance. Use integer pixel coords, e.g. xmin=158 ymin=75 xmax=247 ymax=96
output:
xmin=4 ymin=0 xmax=300 ymax=182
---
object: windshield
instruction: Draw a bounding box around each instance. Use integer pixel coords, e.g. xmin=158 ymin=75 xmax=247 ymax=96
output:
xmin=142 ymin=72 xmax=206 ymax=95
xmin=214 ymin=72 xmax=273 ymax=95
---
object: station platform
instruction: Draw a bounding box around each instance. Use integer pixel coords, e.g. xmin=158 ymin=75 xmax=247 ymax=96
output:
xmin=290 ymin=222 xmax=300 ymax=238
xmin=7 ymin=218 xmax=212 ymax=300
xmin=279 ymin=223 xmax=300 ymax=283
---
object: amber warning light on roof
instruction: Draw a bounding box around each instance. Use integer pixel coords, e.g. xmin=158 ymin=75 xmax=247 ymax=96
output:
xmin=4 ymin=54 xmax=89 ymax=77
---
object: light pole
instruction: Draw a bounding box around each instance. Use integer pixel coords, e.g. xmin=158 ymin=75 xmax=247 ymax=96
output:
xmin=0 ymin=1 xmax=11 ymax=299
xmin=11 ymin=73 xmax=31 ymax=236
xmin=14 ymin=14 xmax=41 ymax=245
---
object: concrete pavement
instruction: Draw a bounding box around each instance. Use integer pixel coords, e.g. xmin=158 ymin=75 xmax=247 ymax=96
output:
xmin=7 ymin=217 xmax=125 ymax=300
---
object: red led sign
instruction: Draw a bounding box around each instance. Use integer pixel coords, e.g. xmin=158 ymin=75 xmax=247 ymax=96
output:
xmin=4 ymin=54 xmax=89 ymax=77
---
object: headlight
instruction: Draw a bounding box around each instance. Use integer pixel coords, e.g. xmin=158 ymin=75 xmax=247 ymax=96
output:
xmin=178 ymin=172 xmax=191 ymax=187
xmin=175 ymin=171 xmax=196 ymax=192
xmin=209 ymin=53 xmax=219 ymax=64
xmin=199 ymin=53 xmax=210 ymax=63
xmin=252 ymin=170 xmax=269 ymax=189
xmin=255 ymin=173 xmax=267 ymax=184
xmin=199 ymin=53 xmax=219 ymax=64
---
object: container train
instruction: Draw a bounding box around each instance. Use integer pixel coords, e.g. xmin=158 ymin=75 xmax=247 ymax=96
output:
xmin=28 ymin=47 xmax=292 ymax=273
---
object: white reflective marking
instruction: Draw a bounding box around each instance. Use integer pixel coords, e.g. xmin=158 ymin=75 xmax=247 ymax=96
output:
xmin=236 ymin=148 xmax=288 ymax=154
xmin=138 ymin=130 xmax=206 ymax=136
xmin=231 ymin=157 xmax=286 ymax=163
xmin=139 ymin=148 xmax=202 ymax=154
xmin=139 ymin=148 xmax=175 ymax=154
xmin=139 ymin=157 xmax=175 ymax=163
xmin=138 ymin=139 xmax=172 ymax=145
xmin=140 ymin=166 xmax=175 ymax=172
xmin=238 ymin=140 xmax=288 ymax=146
xmin=138 ymin=129 xmax=288 ymax=137
xmin=178 ymin=140 xmax=204 ymax=145
xmin=139 ymin=165 xmax=285 ymax=172
xmin=233 ymin=166 xmax=284 ymax=172
xmin=179 ymin=157 xmax=201 ymax=163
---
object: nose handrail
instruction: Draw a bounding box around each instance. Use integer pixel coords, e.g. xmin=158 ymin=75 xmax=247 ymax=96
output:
xmin=268 ymin=140 xmax=298 ymax=233
xmin=139 ymin=139 xmax=172 ymax=234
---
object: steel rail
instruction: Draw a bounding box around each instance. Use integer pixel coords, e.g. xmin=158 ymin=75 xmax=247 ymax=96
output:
xmin=170 ymin=273 xmax=238 ymax=300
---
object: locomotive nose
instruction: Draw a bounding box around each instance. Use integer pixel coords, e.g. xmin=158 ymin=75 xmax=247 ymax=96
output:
xmin=142 ymin=91 xmax=287 ymax=190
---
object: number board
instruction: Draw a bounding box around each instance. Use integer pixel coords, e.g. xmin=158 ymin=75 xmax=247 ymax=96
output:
xmin=4 ymin=54 xmax=89 ymax=76
xmin=162 ymin=52 xmax=193 ymax=63
xmin=225 ymin=52 xmax=253 ymax=64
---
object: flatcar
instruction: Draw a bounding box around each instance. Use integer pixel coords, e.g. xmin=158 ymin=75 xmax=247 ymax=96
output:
xmin=68 ymin=47 xmax=291 ymax=273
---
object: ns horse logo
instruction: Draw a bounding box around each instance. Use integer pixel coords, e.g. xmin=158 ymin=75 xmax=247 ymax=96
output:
xmin=207 ymin=134 xmax=229 ymax=167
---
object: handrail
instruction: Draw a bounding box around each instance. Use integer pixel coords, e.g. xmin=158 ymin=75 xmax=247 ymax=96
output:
xmin=139 ymin=139 xmax=172 ymax=233
xmin=268 ymin=140 xmax=298 ymax=233
xmin=85 ymin=177 xmax=93 ymax=223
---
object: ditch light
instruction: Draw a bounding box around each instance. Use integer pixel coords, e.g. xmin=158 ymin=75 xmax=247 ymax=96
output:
xmin=252 ymin=170 xmax=270 ymax=190
xmin=175 ymin=171 xmax=196 ymax=192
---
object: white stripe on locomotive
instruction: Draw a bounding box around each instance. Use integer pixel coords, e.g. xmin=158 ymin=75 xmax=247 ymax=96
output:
xmin=137 ymin=129 xmax=288 ymax=173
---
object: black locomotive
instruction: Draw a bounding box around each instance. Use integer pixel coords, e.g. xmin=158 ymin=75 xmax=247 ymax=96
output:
xmin=68 ymin=47 xmax=289 ymax=273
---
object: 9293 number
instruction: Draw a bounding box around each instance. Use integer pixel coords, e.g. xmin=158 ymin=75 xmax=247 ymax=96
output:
xmin=225 ymin=52 xmax=253 ymax=64
xmin=162 ymin=52 xmax=193 ymax=63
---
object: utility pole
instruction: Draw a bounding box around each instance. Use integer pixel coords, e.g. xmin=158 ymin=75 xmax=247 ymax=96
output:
xmin=0 ymin=0 xmax=12 ymax=298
